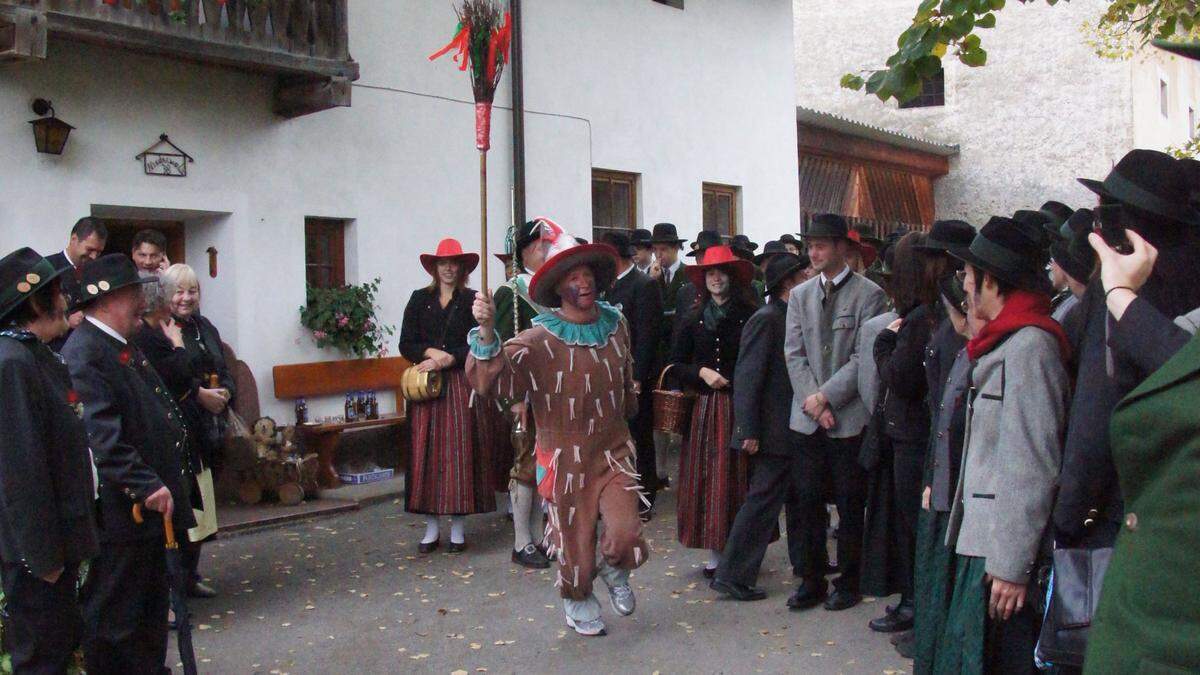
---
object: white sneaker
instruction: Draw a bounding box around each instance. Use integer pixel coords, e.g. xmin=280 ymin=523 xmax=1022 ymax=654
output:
xmin=608 ymin=583 xmax=636 ymax=617
xmin=565 ymin=614 xmax=607 ymax=637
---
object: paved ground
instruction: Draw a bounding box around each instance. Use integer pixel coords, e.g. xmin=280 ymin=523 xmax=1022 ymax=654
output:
xmin=175 ymin=488 xmax=913 ymax=674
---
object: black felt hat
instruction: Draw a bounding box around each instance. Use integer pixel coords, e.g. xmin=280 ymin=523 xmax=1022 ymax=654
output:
xmin=1012 ymin=209 xmax=1051 ymax=231
xmin=685 ymin=230 xmax=724 ymax=258
xmin=763 ymin=253 xmax=809 ymax=297
xmin=754 ymin=239 xmax=789 ymax=265
xmin=801 ymin=213 xmax=850 ymax=240
xmin=778 ymin=233 xmax=802 ymax=247
xmin=914 ymin=219 xmax=975 ymax=255
xmin=1077 ymin=149 xmax=1200 ymax=226
xmin=1050 ymin=208 xmax=1097 ymax=284
xmin=0 ymin=248 xmax=68 ymax=325
xmin=1039 ymin=201 xmax=1075 ymax=234
xmin=952 ymin=216 xmax=1053 ymax=295
xmin=650 ymin=222 xmax=686 ymax=245
xmin=729 ymin=234 xmax=758 ymax=261
xmin=600 ymin=230 xmax=636 ymax=258
xmin=73 ymin=253 xmax=157 ymax=309
xmin=631 ymin=228 xmax=653 ymax=249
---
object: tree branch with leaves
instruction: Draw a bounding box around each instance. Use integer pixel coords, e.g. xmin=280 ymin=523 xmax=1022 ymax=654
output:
xmin=841 ymin=0 xmax=1200 ymax=104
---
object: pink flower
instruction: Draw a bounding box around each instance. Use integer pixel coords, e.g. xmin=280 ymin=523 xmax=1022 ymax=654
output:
xmin=338 ymin=316 xmax=350 ymax=328
xmin=313 ymin=330 xmax=327 ymax=340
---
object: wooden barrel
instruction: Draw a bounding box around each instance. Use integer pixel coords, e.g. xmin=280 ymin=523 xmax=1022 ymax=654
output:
xmin=652 ymin=364 xmax=695 ymax=435
xmin=400 ymin=366 xmax=443 ymax=403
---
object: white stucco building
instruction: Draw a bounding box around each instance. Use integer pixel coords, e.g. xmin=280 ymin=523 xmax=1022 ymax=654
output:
xmin=1 ymin=0 xmax=799 ymax=420
xmin=794 ymin=0 xmax=1200 ymax=224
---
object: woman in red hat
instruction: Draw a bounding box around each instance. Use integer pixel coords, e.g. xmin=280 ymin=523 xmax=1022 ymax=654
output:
xmin=400 ymin=238 xmax=496 ymax=553
xmin=669 ymin=245 xmax=760 ymax=576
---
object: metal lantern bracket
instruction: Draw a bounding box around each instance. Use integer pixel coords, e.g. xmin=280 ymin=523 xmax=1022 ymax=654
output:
xmin=136 ymin=134 xmax=195 ymax=177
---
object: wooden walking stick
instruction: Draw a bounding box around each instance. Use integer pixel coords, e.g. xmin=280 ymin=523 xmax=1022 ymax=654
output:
xmin=429 ymin=0 xmax=513 ymax=293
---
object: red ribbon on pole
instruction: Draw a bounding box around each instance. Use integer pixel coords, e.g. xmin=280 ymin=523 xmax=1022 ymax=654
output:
xmin=475 ymin=102 xmax=493 ymax=151
xmin=428 ymin=23 xmax=472 ymax=71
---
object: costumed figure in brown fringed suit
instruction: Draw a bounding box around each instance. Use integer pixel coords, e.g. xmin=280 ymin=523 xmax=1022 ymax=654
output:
xmin=669 ymin=245 xmax=758 ymax=577
xmin=400 ymin=238 xmax=496 ymax=554
xmin=468 ymin=219 xmax=649 ymax=637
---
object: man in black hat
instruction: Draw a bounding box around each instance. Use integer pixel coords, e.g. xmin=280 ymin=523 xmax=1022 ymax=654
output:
xmin=939 ymin=216 xmax=1070 ymax=673
xmin=784 ymin=212 xmax=887 ymax=612
xmin=601 ymin=231 xmax=664 ymax=515
xmin=631 ymin=228 xmax=654 ymax=275
xmin=0 ymin=248 xmax=100 ymax=673
xmin=710 ymin=253 xmax=826 ymax=603
xmin=47 ymin=217 xmax=109 ymax=352
xmin=779 ymin=234 xmax=803 ymax=257
xmin=1047 ymin=209 xmax=1093 ymax=323
xmin=492 ymin=220 xmax=553 ymax=569
xmin=60 ymin=253 xmax=194 ymax=674
xmin=649 ymin=222 xmax=690 ymax=486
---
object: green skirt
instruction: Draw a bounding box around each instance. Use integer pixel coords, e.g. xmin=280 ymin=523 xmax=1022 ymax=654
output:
xmin=935 ymin=555 xmax=1041 ymax=675
xmin=914 ymin=509 xmax=955 ymax=675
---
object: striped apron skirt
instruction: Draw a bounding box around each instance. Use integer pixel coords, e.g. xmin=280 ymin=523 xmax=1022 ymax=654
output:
xmin=676 ymin=390 xmax=749 ymax=551
xmin=405 ymin=369 xmax=497 ymax=516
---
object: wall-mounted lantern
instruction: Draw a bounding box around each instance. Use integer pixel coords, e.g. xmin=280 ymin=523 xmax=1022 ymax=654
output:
xmin=28 ymin=99 xmax=74 ymax=155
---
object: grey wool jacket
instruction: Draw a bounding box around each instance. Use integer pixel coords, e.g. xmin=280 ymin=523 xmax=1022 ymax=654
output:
xmin=784 ymin=271 xmax=887 ymax=438
xmin=946 ymin=325 xmax=1069 ymax=585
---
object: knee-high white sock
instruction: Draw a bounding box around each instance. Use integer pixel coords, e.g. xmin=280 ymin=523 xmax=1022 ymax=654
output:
xmin=707 ymin=549 xmax=721 ymax=570
xmin=449 ymin=516 xmax=466 ymax=545
xmin=528 ymin=494 xmax=545 ymax=547
xmin=511 ymin=483 xmax=534 ymax=551
xmin=422 ymin=516 xmax=440 ymax=544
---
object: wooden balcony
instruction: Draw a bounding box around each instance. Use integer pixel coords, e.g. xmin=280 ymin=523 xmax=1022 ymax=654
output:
xmin=0 ymin=0 xmax=359 ymax=117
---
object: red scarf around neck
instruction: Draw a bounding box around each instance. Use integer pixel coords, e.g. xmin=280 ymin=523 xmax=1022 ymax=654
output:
xmin=967 ymin=289 xmax=1071 ymax=362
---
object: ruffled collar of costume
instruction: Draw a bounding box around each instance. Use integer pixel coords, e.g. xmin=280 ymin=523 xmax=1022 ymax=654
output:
xmin=531 ymin=301 xmax=621 ymax=347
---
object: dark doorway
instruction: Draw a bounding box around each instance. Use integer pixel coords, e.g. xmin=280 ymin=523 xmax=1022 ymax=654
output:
xmin=100 ymin=219 xmax=186 ymax=265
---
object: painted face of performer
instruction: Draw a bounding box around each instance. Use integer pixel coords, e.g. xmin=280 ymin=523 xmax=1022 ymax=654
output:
xmin=557 ymin=265 xmax=598 ymax=312
xmin=436 ymin=259 xmax=461 ymax=287
xmin=705 ymin=268 xmax=731 ymax=301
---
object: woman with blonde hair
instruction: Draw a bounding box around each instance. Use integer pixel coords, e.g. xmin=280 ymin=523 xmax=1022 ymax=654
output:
xmin=158 ymin=263 xmax=231 ymax=598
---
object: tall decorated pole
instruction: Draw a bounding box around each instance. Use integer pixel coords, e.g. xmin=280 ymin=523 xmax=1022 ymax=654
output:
xmin=429 ymin=0 xmax=513 ymax=292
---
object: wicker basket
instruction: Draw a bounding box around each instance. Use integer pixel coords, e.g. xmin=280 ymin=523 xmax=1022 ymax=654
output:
xmin=652 ymin=364 xmax=695 ymax=435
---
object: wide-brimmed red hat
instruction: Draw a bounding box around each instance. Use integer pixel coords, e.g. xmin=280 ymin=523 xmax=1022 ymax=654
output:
xmin=527 ymin=218 xmax=618 ymax=308
xmin=847 ymin=230 xmax=878 ymax=268
xmin=684 ymin=245 xmax=755 ymax=289
xmin=420 ymin=238 xmax=479 ymax=277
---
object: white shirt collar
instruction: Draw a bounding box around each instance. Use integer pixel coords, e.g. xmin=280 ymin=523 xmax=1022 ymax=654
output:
xmin=666 ymin=258 xmax=682 ymax=276
xmin=63 ymin=249 xmax=79 ymax=269
xmin=86 ymin=316 xmax=127 ymax=345
xmin=617 ymin=264 xmax=634 ymax=281
xmin=824 ymin=265 xmax=851 ymax=287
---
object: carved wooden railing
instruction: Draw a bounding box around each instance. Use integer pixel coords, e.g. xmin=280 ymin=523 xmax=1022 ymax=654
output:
xmin=0 ymin=0 xmax=357 ymax=115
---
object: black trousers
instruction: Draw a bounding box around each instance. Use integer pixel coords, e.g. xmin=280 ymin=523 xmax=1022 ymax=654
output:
xmin=180 ymin=538 xmax=202 ymax=586
xmin=80 ymin=539 xmax=169 ymax=675
xmin=798 ymin=431 xmax=866 ymax=593
xmin=892 ymin=441 xmax=926 ymax=604
xmin=1 ymin=561 xmax=82 ymax=675
xmin=716 ymin=447 xmax=828 ymax=587
xmin=631 ymin=388 xmax=660 ymax=507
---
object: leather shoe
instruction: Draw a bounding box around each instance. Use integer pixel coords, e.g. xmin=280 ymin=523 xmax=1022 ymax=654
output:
xmin=890 ymin=629 xmax=913 ymax=646
xmin=447 ymin=541 xmax=467 ymax=554
xmin=512 ymin=544 xmax=551 ymax=569
xmin=869 ymin=606 xmax=914 ymax=633
xmin=786 ymin=583 xmax=828 ymax=610
xmin=823 ymin=589 xmax=862 ymax=611
xmin=710 ymin=578 xmax=767 ymax=601
xmin=418 ymin=538 xmax=440 ymax=554
xmin=702 ymin=567 xmax=716 ymax=579
xmin=187 ymin=581 xmax=218 ymax=599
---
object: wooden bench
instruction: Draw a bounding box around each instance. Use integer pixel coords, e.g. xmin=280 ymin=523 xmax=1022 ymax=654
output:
xmin=272 ymin=356 xmax=412 ymax=489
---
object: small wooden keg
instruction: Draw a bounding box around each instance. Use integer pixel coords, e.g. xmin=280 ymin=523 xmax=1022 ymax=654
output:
xmin=400 ymin=366 xmax=444 ymax=402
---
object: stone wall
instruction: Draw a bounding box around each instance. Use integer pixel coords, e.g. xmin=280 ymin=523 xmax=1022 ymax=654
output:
xmin=795 ymin=0 xmax=1136 ymax=224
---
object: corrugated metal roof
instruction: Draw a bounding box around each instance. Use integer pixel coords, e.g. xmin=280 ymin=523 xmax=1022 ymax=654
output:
xmin=796 ymin=106 xmax=960 ymax=157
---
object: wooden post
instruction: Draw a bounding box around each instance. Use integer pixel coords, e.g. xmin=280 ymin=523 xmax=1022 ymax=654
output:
xmin=480 ymin=149 xmax=489 ymax=292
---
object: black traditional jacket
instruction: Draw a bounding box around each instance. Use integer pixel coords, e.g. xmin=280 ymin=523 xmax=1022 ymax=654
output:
xmin=669 ymin=298 xmax=755 ymax=391
xmin=605 ymin=268 xmax=663 ymax=385
xmin=399 ymin=287 xmax=478 ymax=370
xmin=63 ymin=320 xmax=194 ymax=543
xmin=0 ymin=331 xmax=99 ymax=576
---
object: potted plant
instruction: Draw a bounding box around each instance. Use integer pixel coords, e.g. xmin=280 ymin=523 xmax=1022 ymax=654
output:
xmin=299 ymin=278 xmax=395 ymax=358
